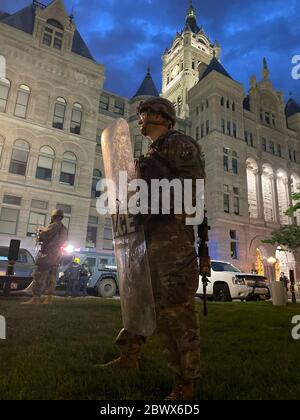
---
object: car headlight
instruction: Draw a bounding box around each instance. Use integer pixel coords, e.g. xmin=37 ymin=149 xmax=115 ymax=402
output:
xmin=59 ymin=272 xmax=64 ymax=278
xmin=232 ymin=277 xmax=245 ymax=285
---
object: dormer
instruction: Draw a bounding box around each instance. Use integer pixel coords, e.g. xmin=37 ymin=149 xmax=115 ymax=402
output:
xmin=33 ymin=0 xmax=76 ymax=56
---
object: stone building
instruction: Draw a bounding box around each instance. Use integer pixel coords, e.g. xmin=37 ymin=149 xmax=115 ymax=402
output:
xmin=0 ymin=0 xmax=300 ymax=282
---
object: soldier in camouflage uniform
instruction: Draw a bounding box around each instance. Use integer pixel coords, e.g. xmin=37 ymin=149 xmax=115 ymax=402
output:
xmin=103 ymin=97 xmax=205 ymax=400
xmin=22 ymin=209 xmax=68 ymax=305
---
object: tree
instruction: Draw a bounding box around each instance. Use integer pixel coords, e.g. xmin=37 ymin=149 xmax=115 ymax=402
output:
xmin=263 ymin=193 xmax=300 ymax=252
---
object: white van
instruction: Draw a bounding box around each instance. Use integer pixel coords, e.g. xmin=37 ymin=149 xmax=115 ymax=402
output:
xmin=197 ymin=260 xmax=270 ymax=302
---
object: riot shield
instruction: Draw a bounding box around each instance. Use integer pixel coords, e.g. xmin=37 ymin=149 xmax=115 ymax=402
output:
xmin=101 ymin=118 xmax=156 ymax=337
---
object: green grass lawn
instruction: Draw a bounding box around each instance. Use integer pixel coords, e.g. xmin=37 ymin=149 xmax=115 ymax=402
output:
xmin=0 ymin=297 xmax=300 ymax=400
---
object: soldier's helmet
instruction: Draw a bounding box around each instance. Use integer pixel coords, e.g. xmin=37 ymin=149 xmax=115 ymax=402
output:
xmin=51 ymin=209 xmax=64 ymax=219
xmin=138 ymin=97 xmax=176 ymax=127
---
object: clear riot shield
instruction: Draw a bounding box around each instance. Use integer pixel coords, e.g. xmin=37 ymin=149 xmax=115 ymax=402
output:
xmin=101 ymin=118 xmax=156 ymax=337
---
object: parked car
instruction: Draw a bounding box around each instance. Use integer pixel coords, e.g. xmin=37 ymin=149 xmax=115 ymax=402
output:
xmin=197 ymin=260 xmax=270 ymax=302
xmin=0 ymin=246 xmax=35 ymax=294
xmin=57 ymin=250 xmax=118 ymax=298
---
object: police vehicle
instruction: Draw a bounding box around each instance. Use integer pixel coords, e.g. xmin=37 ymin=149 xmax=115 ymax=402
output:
xmin=58 ymin=248 xmax=118 ymax=298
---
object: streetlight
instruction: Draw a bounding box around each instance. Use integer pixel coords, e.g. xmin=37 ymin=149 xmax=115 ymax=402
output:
xmin=267 ymin=256 xmax=277 ymax=286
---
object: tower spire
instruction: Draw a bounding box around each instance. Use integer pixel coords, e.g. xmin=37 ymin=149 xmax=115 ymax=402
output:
xmin=184 ymin=0 xmax=199 ymax=33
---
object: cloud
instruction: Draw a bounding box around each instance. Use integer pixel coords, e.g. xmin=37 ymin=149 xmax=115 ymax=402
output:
xmin=1 ymin=0 xmax=299 ymax=101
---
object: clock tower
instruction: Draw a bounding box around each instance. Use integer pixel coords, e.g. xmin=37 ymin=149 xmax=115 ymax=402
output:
xmin=162 ymin=1 xmax=220 ymax=119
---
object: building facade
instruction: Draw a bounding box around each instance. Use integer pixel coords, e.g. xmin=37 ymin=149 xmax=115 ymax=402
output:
xmin=0 ymin=1 xmax=300 ymax=282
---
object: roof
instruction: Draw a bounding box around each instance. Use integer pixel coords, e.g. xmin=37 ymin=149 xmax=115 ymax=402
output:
xmin=0 ymin=3 xmax=94 ymax=61
xmin=132 ymin=68 xmax=159 ymax=99
xmin=199 ymin=56 xmax=232 ymax=82
xmin=285 ymin=98 xmax=300 ymax=118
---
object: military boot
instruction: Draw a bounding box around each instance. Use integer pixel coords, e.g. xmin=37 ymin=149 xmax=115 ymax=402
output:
xmin=97 ymin=354 xmax=139 ymax=370
xmin=21 ymin=297 xmax=41 ymax=305
xmin=164 ymin=380 xmax=195 ymax=400
xmin=42 ymin=295 xmax=53 ymax=305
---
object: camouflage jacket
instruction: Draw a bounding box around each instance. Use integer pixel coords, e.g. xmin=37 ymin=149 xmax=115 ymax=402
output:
xmin=39 ymin=221 xmax=68 ymax=266
xmin=135 ymin=130 xmax=205 ymax=223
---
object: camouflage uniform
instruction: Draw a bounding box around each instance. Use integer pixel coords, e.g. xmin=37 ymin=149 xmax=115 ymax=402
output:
xmin=115 ymin=130 xmax=205 ymax=381
xmin=32 ymin=221 xmax=68 ymax=297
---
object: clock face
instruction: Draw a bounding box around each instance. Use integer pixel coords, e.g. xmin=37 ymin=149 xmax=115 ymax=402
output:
xmin=172 ymin=65 xmax=179 ymax=78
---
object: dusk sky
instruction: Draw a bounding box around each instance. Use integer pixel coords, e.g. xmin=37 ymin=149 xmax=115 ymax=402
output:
xmin=1 ymin=0 xmax=300 ymax=102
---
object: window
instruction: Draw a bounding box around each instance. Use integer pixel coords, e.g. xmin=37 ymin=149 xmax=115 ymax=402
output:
xmin=99 ymin=94 xmax=109 ymax=111
xmin=221 ymin=119 xmax=225 ymax=134
xmin=269 ymin=141 xmax=275 ymax=155
xmin=86 ymin=226 xmax=97 ymax=248
xmin=206 ymin=120 xmax=209 ymax=135
xmin=232 ymin=102 xmax=235 ymax=112
xmin=3 ymin=195 xmax=22 ymax=206
xmin=114 ymin=99 xmax=125 ymax=115
xmin=224 ymin=155 xmax=229 ymax=172
xmin=224 ymin=189 xmax=230 ymax=213
xmin=293 ymin=150 xmax=297 ymax=162
xmin=260 ymin=109 xmax=263 ymax=121
xmin=231 ymin=242 xmax=238 ymax=259
xmin=262 ymin=137 xmax=267 ymax=152
xmin=27 ymin=212 xmax=46 ymax=237
xmin=31 ymin=200 xmax=48 ymax=210
xmin=134 ymin=135 xmax=143 ymax=158
xmin=96 ymin=130 xmax=102 ymax=154
xmin=227 ymin=100 xmax=230 ymax=109
xmin=233 ymin=187 xmax=239 ymax=195
xmin=233 ymin=123 xmax=237 ymax=138
xmin=227 ymin=121 xmax=231 ymax=136
xmin=272 ymin=113 xmax=276 ymax=127
xmin=200 ymin=124 xmax=204 ymax=138
xmin=232 ymin=158 xmax=238 ymax=175
xmin=249 ymin=133 xmax=254 ymax=147
xmin=14 ymin=85 xmax=30 ymax=118
xmin=221 ymin=97 xmax=224 ymax=106
xmin=56 ymin=204 xmax=71 ymax=230
xmin=0 ymin=207 xmax=19 ymax=235
xmin=36 ymin=146 xmax=54 ymax=181
xmin=234 ymin=196 xmax=240 ymax=215
xmin=230 ymin=230 xmax=239 ymax=260
xmin=53 ymin=97 xmax=66 ymax=129
xmin=196 ymin=126 xmax=199 ymax=141
xmin=265 ymin=111 xmax=270 ymax=125
xmin=60 ymin=152 xmax=77 ymax=186
xmin=91 ymin=169 xmax=102 ymax=199
xmin=70 ymin=103 xmax=82 ymax=135
xmin=9 ymin=140 xmax=29 ymax=176
xmin=277 ymin=144 xmax=282 ymax=158
xmin=206 ymin=100 xmax=209 ymax=109
xmin=42 ymin=19 xmax=64 ymax=50
xmin=103 ymin=227 xmax=113 ymax=250
xmin=86 ymin=216 xmax=99 ymax=248
xmin=0 ymin=78 xmax=10 ymax=112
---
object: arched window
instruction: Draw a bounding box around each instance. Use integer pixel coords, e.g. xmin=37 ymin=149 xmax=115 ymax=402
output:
xmin=70 ymin=103 xmax=83 ymax=135
xmin=91 ymin=169 xmax=102 ymax=198
xmin=60 ymin=152 xmax=77 ymax=186
xmin=36 ymin=146 xmax=55 ymax=181
xmin=53 ymin=97 xmax=66 ymax=129
xmin=43 ymin=19 xmax=64 ymax=50
xmin=226 ymin=99 xmax=230 ymax=109
xmin=232 ymin=102 xmax=235 ymax=111
xmin=0 ymin=78 xmax=11 ymax=113
xmin=14 ymin=84 xmax=30 ymax=118
xmin=9 ymin=139 xmax=30 ymax=176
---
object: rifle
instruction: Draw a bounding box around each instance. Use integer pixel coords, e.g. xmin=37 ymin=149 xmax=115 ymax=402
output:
xmin=198 ymin=210 xmax=211 ymax=316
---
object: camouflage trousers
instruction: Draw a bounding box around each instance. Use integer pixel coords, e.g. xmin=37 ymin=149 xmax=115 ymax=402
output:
xmin=32 ymin=265 xmax=58 ymax=298
xmin=115 ymin=223 xmax=201 ymax=381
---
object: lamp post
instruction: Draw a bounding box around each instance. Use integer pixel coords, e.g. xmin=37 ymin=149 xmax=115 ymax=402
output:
xmin=267 ymin=256 xmax=277 ymax=284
